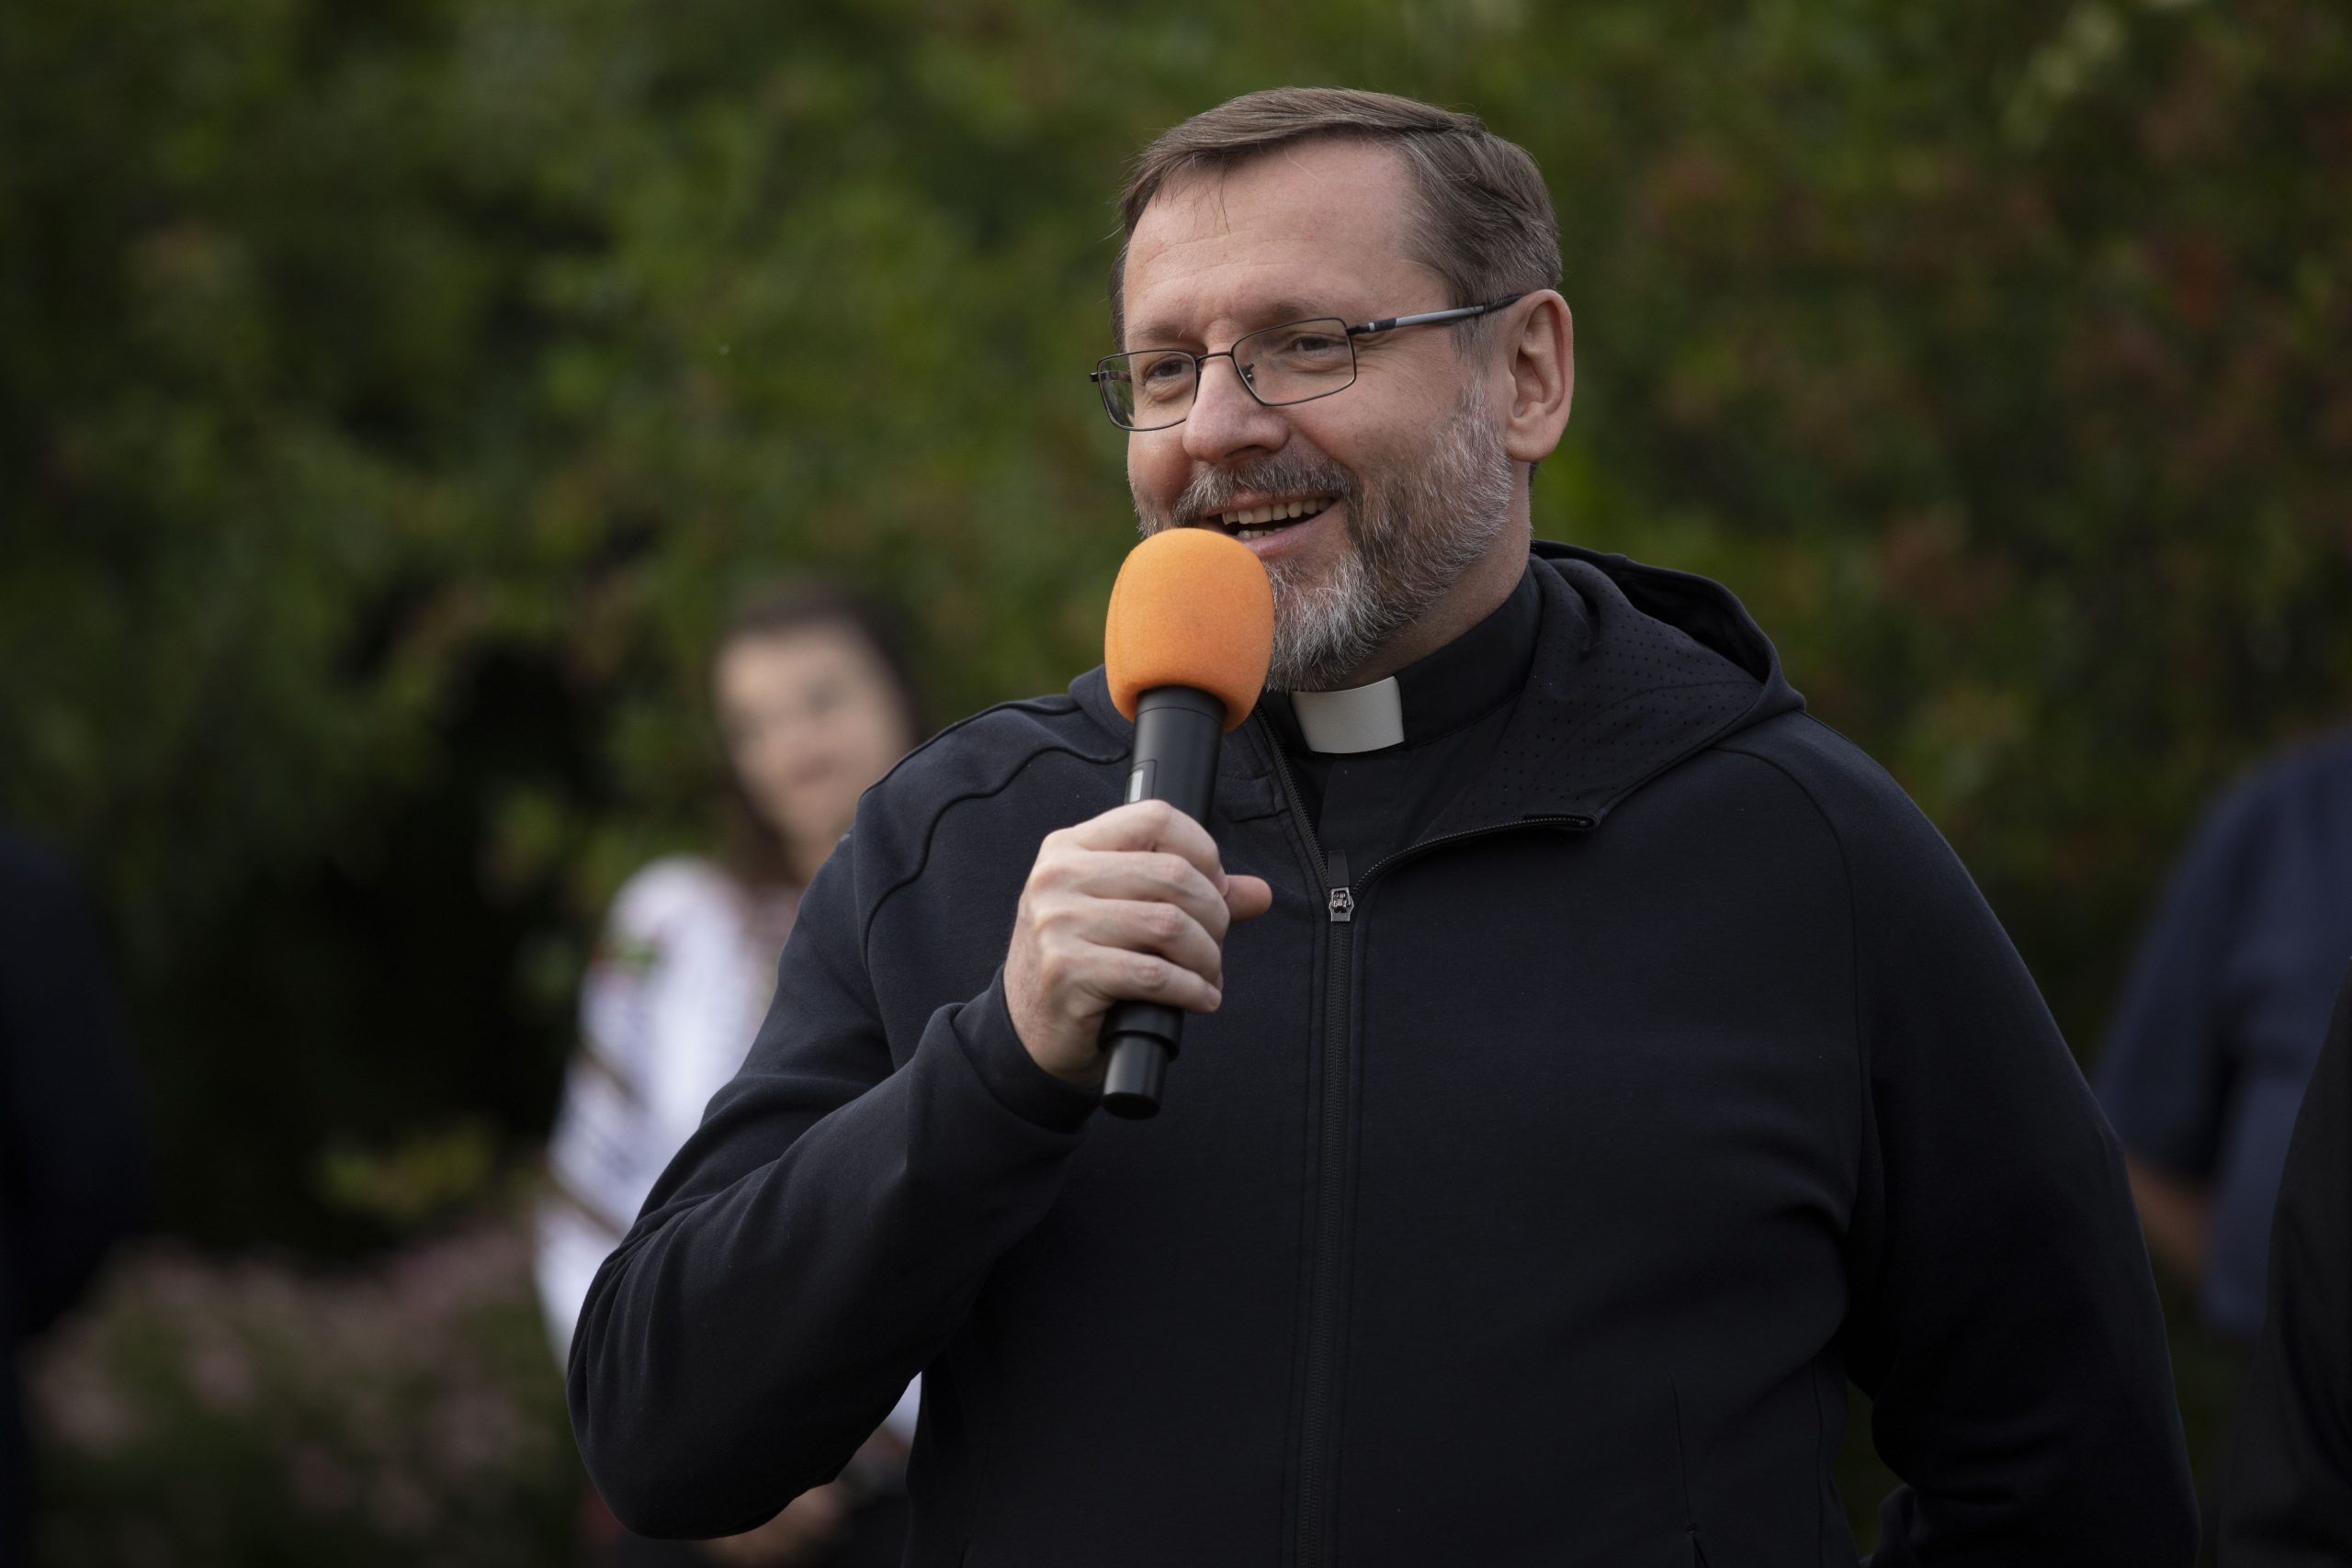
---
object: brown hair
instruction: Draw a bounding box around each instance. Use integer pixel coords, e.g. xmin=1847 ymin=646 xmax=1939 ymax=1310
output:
xmin=1111 ymin=88 xmax=1561 ymax=344
xmin=713 ymin=581 xmax=925 ymax=889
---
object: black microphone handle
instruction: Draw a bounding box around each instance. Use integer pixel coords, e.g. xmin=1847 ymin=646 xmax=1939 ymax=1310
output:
xmin=1101 ymin=684 xmax=1227 ymax=1119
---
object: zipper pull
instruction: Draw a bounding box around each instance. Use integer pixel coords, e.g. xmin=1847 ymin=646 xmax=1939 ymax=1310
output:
xmin=1325 ymin=851 xmax=1353 ymax=923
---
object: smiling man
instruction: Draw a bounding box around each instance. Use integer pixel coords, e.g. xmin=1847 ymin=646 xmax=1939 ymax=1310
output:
xmin=571 ymin=89 xmax=2197 ymax=1566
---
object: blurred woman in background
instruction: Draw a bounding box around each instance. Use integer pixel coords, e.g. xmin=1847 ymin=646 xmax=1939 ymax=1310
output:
xmin=537 ymin=582 xmax=923 ymax=1568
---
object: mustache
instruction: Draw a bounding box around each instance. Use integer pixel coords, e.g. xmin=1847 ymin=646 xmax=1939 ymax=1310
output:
xmin=1159 ymin=454 xmax=1361 ymax=526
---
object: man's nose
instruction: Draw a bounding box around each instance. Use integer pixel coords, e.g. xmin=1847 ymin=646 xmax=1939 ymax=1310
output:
xmin=1182 ymin=355 xmax=1288 ymax=467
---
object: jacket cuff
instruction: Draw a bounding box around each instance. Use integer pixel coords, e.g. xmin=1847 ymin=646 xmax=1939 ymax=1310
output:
xmin=950 ymin=970 xmax=1099 ymax=1134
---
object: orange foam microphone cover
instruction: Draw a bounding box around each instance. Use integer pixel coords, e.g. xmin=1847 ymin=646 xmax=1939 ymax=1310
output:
xmin=1103 ymin=527 xmax=1275 ymax=732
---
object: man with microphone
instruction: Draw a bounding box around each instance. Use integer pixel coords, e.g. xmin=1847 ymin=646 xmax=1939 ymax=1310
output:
xmin=571 ymin=88 xmax=2196 ymax=1565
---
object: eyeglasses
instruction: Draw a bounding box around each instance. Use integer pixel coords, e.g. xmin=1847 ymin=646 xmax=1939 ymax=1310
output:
xmin=1090 ymin=296 xmax=1523 ymax=432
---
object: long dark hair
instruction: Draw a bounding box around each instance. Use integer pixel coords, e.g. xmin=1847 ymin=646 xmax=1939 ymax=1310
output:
xmin=714 ymin=581 xmax=925 ymax=890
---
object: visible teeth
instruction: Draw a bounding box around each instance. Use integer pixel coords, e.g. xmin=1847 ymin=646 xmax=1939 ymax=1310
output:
xmin=1217 ymin=496 xmax=1331 ymax=528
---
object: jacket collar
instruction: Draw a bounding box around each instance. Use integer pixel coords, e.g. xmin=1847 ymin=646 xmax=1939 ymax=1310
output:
xmin=1260 ymin=563 xmax=1543 ymax=756
xmin=1068 ymin=541 xmax=1804 ymax=832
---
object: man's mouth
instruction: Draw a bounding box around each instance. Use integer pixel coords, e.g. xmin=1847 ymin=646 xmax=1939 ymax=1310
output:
xmin=1204 ymin=494 xmax=1337 ymax=542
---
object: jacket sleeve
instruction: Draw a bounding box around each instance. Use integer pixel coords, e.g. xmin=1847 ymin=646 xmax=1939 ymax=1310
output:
xmin=2217 ymin=962 xmax=2352 ymax=1562
xmin=1823 ymin=769 xmax=2199 ymax=1566
xmin=566 ymin=820 xmax=1098 ymax=1540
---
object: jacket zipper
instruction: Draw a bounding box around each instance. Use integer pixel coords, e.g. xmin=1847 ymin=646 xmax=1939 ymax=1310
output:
xmin=1261 ymin=726 xmax=1593 ymax=1568
xmin=1261 ymin=738 xmax=1350 ymax=1568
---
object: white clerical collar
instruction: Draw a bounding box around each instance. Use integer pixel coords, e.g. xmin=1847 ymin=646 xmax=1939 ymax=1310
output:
xmin=1290 ymin=676 xmax=1405 ymax=754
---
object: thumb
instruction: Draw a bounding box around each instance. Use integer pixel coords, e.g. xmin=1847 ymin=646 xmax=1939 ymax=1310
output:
xmin=1224 ymin=874 xmax=1275 ymax=922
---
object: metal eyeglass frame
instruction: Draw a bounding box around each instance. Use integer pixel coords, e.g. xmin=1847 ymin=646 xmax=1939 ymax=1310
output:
xmin=1090 ymin=294 xmax=1524 ymax=432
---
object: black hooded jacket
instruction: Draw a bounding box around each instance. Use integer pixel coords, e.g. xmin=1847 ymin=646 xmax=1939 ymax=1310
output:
xmin=571 ymin=544 xmax=2196 ymax=1567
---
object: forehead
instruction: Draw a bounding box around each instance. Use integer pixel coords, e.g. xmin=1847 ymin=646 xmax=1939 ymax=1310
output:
xmin=716 ymin=626 xmax=873 ymax=695
xmin=1121 ymin=139 xmax=1446 ymax=344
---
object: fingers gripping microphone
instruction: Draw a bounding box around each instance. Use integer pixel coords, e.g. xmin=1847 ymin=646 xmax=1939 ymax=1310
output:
xmin=1098 ymin=528 xmax=1274 ymax=1119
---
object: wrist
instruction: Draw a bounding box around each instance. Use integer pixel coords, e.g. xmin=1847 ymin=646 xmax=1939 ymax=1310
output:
xmin=955 ymin=972 xmax=1100 ymax=1131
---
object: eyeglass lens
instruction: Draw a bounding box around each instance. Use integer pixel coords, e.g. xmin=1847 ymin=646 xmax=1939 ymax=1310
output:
xmin=1099 ymin=319 xmax=1356 ymax=430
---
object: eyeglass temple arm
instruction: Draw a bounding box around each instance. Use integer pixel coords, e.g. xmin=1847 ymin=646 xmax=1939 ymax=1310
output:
xmin=1345 ymin=294 xmax=1525 ymax=336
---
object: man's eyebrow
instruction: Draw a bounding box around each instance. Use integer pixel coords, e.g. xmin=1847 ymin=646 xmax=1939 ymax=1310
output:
xmin=1123 ymin=300 xmax=1349 ymax=350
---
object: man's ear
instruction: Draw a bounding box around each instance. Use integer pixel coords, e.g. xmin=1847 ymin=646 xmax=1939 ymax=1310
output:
xmin=1499 ymin=291 xmax=1574 ymax=467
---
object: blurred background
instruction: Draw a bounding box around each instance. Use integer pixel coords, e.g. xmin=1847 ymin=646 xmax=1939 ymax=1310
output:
xmin=4 ymin=0 xmax=2347 ymax=1560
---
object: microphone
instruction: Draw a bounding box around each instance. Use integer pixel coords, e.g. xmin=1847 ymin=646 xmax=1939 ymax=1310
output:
xmin=1098 ymin=527 xmax=1274 ymax=1119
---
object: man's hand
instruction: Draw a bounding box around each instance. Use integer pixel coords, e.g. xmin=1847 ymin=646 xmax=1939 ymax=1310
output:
xmin=1004 ymin=800 xmax=1274 ymax=1088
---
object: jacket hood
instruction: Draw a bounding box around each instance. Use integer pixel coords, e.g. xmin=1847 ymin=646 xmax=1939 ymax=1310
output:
xmin=1499 ymin=539 xmax=1804 ymax=827
xmin=1070 ymin=540 xmax=1804 ymax=833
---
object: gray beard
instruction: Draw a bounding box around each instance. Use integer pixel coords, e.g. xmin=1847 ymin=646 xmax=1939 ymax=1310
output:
xmin=1136 ymin=386 xmax=1518 ymax=693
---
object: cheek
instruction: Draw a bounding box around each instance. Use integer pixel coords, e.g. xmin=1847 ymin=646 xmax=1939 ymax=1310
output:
xmin=738 ymin=742 xmax=798 ymax=813
xmin=852 ymin=707 xmax=910 ymax=781
xmin=1127 ymin=437 xmax=1183 ymax=514
xmin=808 ymin=701 xmax=904 ymax=786
xmin=1289 ymin=410 xmax=1385 ymax=479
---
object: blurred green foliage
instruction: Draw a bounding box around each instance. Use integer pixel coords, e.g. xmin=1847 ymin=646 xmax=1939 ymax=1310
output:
xmin=317 ymin=1117 xmax=503 ymax=1231
xmin=4 ymin=0 xmax=2348 ymax=1547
